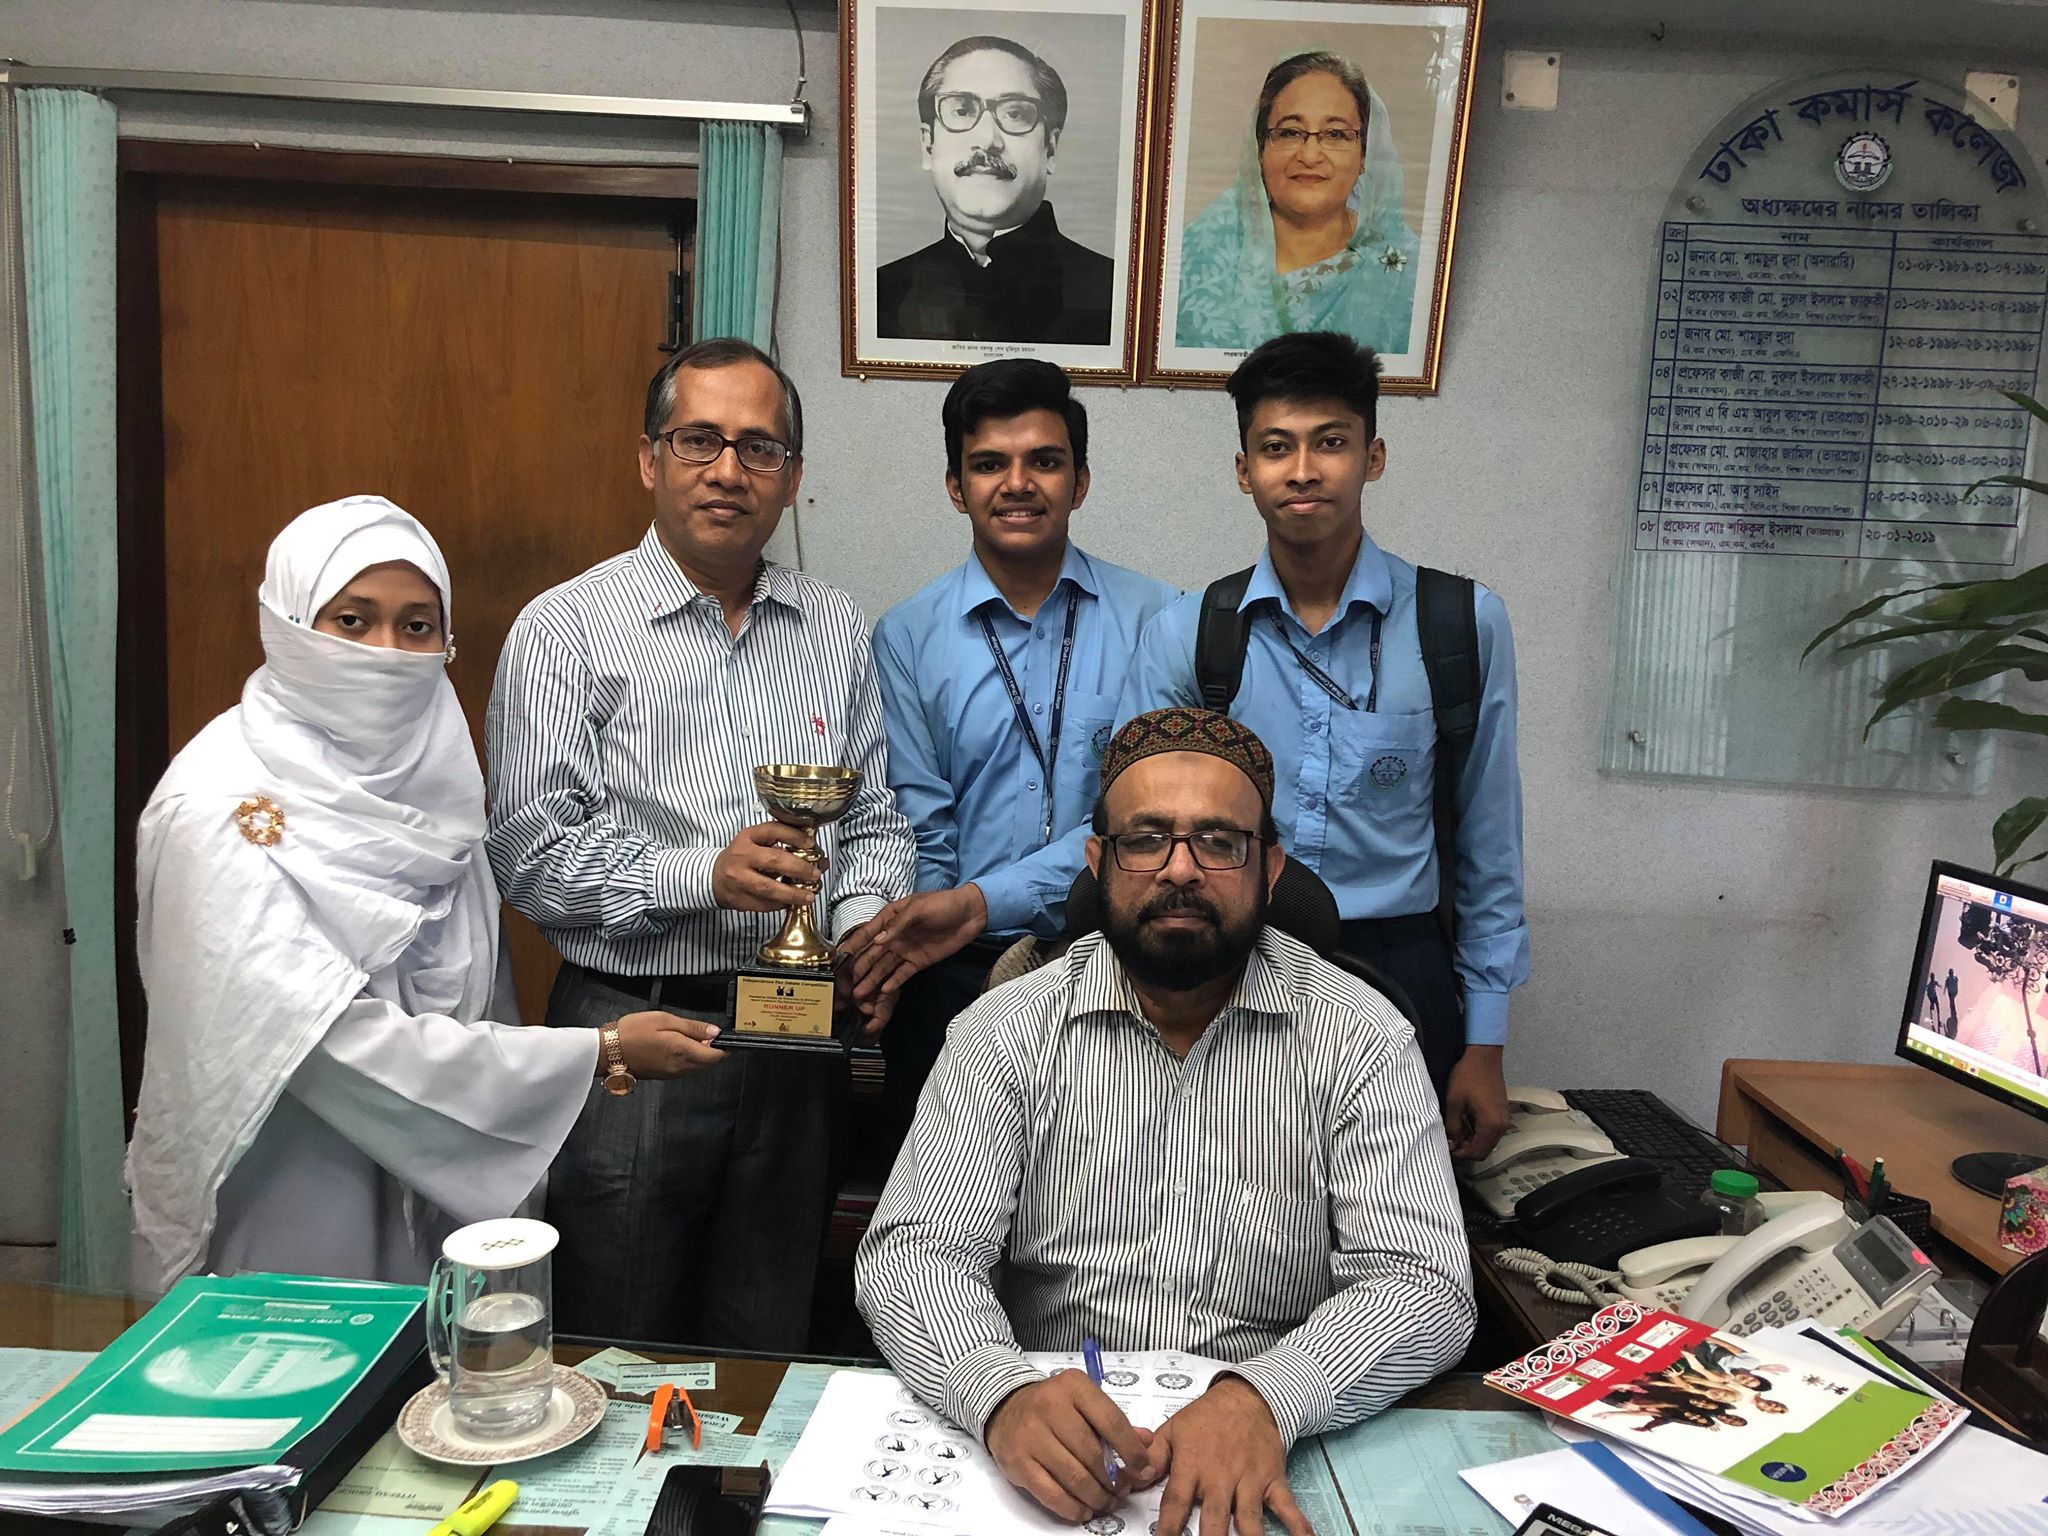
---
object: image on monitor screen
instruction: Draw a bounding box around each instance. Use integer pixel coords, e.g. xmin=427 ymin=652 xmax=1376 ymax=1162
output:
xmin=1898 ymin=863 xmax=2048 ymax=1190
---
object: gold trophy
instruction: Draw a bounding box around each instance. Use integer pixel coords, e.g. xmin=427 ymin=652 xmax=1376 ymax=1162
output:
xmin=726 ymin=763 xmax=861 ymax=1048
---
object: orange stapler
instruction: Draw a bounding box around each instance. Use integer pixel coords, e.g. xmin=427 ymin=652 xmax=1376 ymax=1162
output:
xmin=645 ymin=1381 xmax=702 ymax=1452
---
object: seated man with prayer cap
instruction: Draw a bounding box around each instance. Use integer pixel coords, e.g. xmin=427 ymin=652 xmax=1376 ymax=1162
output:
xmin=855 ymin=706 xmax=1474 ymax=1536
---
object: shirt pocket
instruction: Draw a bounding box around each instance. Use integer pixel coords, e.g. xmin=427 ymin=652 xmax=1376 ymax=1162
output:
xmin=1328 ymin=706 xmax=1435 ymax=820
xmin=1053 ymin=691 xmax=1119 ymax=802
xmin=1205 ymin=1180 xmax=1327 ymax=1327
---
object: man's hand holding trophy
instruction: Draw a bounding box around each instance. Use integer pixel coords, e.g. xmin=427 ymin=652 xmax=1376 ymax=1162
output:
xmin=722 ymin=763 xmax=866 ymax=1049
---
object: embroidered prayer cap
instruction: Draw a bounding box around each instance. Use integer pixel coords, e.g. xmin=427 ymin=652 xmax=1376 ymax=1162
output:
xmin=1099 ymin=707 xmax=1275 ymax=808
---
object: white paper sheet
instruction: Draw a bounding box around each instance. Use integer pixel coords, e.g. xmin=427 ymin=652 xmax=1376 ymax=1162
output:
xmin=1461 ymin=1447 xmax=1701 ymax=1536
xmin=573 ymin=1348 xmax=716 ymax=1393
xmin=766 ymin=1351 xmax=1224 ymax=1533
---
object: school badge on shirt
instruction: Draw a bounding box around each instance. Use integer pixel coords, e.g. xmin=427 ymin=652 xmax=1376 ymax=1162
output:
xmin=1369 ymin=754 xmax=1410 ymax=790
xmin=234 ymin=795 xmax=287 ymax=846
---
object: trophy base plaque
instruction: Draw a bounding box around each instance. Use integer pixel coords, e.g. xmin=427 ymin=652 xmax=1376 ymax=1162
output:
xmin=725 ymin=966 xmax=845 ymax=1052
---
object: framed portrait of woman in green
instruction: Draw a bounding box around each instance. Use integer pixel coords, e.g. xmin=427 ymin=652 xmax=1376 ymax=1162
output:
xmin=1142 ymin=0 xmax=1482 ymax=392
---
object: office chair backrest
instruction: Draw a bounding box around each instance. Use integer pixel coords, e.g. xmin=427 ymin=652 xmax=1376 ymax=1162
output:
xmin=1062 ymin=859 xmax=1420 ymax=1026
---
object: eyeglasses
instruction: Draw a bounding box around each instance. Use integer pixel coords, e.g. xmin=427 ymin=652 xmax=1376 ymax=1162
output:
xmin=1263 ymin=125 xmax=1362 ymax=152
xmin=934 ymin=92 xmax=1044 ymax=136
xmin=656 ymin=428 xmax=793 ymax=474
xmin=1103 ymin=828 xmax=1261 ymax=872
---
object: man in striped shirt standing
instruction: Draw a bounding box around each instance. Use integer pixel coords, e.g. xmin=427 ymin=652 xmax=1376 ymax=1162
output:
xmin=486 ymin=338 xmax=915 ymax=1350
xmin=856 ymin=708 xmax=1473 ymax=1534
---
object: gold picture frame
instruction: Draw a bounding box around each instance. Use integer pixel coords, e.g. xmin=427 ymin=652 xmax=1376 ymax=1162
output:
xmin=1138 ymin=0 xmax=1483 ymax=392
xmin=838 ymin=0 xmax=1161 ymax=381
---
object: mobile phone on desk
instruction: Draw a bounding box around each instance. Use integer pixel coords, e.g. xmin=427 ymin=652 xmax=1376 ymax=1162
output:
xmin=1512 ymin=1504 xmax=1622 ymax=1536
xmin=642 ymin=1463 xmax=771 ymax=1536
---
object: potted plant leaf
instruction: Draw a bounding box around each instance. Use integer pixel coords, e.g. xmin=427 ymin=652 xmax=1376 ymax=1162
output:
xmin=1807 ymin=389 xmax=2048 ymax=875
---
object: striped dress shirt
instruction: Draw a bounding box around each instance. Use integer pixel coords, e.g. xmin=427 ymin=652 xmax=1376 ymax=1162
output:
xmin=854 ymin=927 xmax=1475 ymax=1447
xmin=484 ymin=526 xmax=916 ymax=975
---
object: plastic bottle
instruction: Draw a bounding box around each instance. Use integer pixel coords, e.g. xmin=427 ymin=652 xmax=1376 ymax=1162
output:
xmin=1701 ymin=1169 xmax=1764 ymax=1235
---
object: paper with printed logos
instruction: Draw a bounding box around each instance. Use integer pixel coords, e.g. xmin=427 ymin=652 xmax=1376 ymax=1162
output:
xmin=765 ymin=1349 xmax=1223 ymax=1533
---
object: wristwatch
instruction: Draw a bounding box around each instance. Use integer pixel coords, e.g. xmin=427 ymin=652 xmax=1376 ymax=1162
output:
xmin=599 ymin=1022 xmax=635 ymax=1097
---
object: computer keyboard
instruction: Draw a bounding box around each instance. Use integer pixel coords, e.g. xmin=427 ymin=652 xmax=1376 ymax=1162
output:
xmin=1562 ymin=1088 xmax=1768 ymax=1199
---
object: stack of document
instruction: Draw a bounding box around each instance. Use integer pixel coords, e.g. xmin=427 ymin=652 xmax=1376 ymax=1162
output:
xmin=0 ymin=1462 xmax=301 ymax=1526
xmin=1476 ymin=1302 xmax=2046 ymax=1534
xmin=0 ymin=1273 xmax=426 ymax=1534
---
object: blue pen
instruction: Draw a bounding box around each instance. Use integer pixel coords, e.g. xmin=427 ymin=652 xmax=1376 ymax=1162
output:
xmin=1081 ymin=1337 xmax=1119 ymax=1491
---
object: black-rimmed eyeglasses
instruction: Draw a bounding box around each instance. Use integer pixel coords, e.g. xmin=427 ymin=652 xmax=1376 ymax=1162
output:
xmin=934 ymin=92 xmax=1044 ymax=135
xmin=1103 ymin=829 xmax=1262 ymax=872
xmin=655 ymin=428 xmax=793 ymax=474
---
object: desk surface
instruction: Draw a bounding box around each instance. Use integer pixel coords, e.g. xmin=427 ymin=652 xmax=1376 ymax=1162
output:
xmin=1718 ymin=1057 xmax=2048 ymax=1275
xmin=0 ymin=1284 xmax=1505 ymax=1536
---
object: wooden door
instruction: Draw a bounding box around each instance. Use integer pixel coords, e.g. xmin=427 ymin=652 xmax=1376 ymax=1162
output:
xmin=120 ymin=146 xmax=691 ymax=1077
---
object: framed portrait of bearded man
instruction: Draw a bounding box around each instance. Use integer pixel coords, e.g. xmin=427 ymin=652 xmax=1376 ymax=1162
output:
xmin=1143 ymin=0 xmax=1482 ymax=391
xmin=841 ymin=0 xmax=1157 ymax=378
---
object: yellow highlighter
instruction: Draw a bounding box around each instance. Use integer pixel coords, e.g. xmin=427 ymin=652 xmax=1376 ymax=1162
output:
xmin=428 ymin=1479 xmax=519 ymax=1536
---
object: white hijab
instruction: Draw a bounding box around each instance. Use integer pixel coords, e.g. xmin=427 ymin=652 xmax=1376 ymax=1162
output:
xmin=128 ymin=496 xmax=499 ymax=1285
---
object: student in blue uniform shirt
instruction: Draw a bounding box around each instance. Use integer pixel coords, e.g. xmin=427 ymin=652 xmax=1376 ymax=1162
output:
xmin=845 ymin=359 xmax=1178 ymax=1136
xmin=1117 ymin=330 xmax=1525 ymax=1161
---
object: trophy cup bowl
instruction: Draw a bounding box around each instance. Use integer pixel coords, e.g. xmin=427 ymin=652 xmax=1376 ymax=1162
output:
xmin=751 ymin=763 xmax=861 ymax=970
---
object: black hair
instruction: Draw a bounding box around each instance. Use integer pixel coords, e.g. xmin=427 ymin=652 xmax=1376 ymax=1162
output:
xmin=643 ymin=337 xmax=804 ymax=454
xmin=918 ymin=36 xmax=1069 ymax=137
xmin=942 ymin=358 xmax=1087 ymax=480
xmin=1092 ymin=795 xmax=1279 ymax=845
xmin=1225 ymin=330 xmax=1381 ymax=446
xmin=1255 ymin=51 xmax=1372 ymax=143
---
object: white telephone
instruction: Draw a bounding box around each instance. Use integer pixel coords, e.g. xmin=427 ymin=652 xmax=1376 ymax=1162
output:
xmin=1458 ymin=1102 xmax=1626 ymax=1219
xmin=1615 ymin=1193 xmax=1937 ymax=1339
xmin=1505 ymin=1086 xmax=1570 ymax=1115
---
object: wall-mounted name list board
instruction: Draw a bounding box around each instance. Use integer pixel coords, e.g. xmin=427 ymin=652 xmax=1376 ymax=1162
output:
xmin=1636 ymin=80 xmax=2043 ymax=566
xmin=1601 ymin=71 xmax=2045 ymax=792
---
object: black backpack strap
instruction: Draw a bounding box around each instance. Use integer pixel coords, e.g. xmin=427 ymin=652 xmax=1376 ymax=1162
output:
xmin=1414 ymin=567 xmax=1481 ymax=951
xmin=1193 ymin=567 xmax=1257 ymax=711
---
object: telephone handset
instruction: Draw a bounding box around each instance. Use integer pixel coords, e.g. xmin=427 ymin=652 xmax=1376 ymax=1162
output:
xmin=1465 ymin=1117 xmax=1614 ymax=1179
xmin=1509 ymin=1157 xmax=1717 ymax=1269
xmin=1617 ymin=1192 xmax=1837 ymax=1300
xmin=1459 ymin=1109 xmax=1624 ymax=1219
xmin=1615 ymin=1194 xmax=1937 ymax=1339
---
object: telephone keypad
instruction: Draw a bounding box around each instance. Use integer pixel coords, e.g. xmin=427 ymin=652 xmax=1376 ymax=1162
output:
xmin=1728 ymin=1263 xmax=1862 ymax=1335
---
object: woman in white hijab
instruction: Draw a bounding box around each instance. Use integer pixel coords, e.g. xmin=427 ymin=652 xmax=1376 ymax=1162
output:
xmin=127 ymin=496 xmax=719 ymax=1292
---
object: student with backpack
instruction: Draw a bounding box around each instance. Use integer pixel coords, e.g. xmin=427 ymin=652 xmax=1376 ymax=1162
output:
xmin=1117 ymin=330 xmax=1526 ymax=1161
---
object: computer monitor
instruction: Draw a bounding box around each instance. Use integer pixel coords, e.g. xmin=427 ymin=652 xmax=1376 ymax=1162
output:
xmin=1896 ymin=860 xmax=2048 ymax=1195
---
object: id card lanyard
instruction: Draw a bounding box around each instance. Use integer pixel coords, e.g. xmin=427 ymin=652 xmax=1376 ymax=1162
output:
xmin=1271 ymin=610 xmax=1381 ymax=712
xmin=978 ymin=595 xmax=1079 ymax=846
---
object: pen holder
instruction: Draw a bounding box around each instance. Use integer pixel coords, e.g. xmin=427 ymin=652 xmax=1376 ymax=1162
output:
xmin=1876 ymin=1192 xmax=1932 ymax=1246
xmin=2000 ymin=1167 xmax=2048 ymax=1257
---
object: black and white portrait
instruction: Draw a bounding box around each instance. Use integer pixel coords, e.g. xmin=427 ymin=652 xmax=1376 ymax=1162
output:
xmin=843 ymin=0 xmax=1154 ymax=377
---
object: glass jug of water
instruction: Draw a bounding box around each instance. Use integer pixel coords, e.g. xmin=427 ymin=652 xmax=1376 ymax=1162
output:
xmin=426 ymin=1217 xmax=556 ymax=1439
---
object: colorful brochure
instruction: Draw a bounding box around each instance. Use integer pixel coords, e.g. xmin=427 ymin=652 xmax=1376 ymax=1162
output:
xmin=0 ymin=1273 xmax=424 ymax=1475
xmin=1483 ymin=1303 xmax=1962 ymax=1516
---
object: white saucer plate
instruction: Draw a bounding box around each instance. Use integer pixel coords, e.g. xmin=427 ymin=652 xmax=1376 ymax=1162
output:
xmin=395 ymin=1363 xmax=607 ymax=1465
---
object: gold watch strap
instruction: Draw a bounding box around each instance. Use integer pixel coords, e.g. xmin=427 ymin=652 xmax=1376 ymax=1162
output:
xmin=600 ymin=1022 xmax=635 ymax=1095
